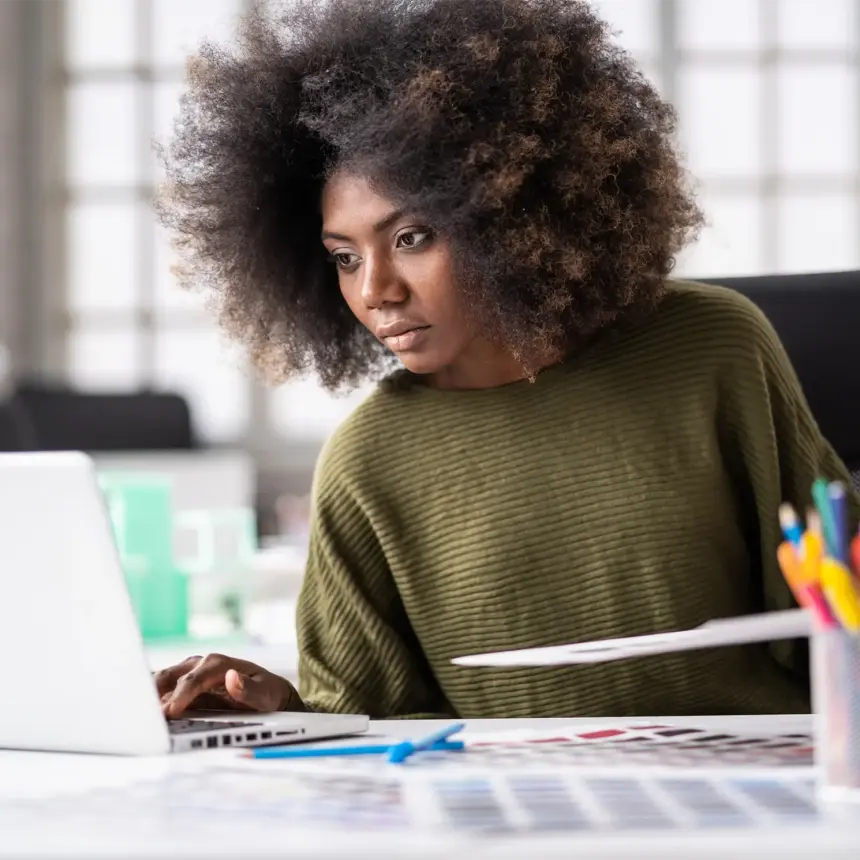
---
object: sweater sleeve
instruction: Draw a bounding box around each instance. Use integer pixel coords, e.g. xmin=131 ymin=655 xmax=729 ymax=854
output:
xmin=294 ymin=441 xmax=456 ymax=719
xmin=718 ymin=298 xmax=860 ymax=677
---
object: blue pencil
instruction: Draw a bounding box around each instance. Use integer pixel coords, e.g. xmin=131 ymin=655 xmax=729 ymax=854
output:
xmin=243 ymin=739 xmax=464 ymax=760
xmin=828 ymin=481 xmax=850 ymax=565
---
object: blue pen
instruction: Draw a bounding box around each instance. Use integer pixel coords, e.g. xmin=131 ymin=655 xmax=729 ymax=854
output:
xmin=243 ymin=739 xmax=464 ymax=760
xmin=778 ymin=503 xmax=803 ymax=550
xmin=828 ymin=481 xmax=850 ymax=565
xmin=388 ymin=721 xmax=466 ymax=764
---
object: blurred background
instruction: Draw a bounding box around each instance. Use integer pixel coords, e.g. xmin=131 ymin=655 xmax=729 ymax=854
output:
xmin=0 ymin=0 xmax=858 ymax=666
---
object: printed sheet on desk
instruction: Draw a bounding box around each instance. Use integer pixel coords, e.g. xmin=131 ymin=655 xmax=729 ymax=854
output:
xmin=0 ymin=723 xmax=825 ymax=840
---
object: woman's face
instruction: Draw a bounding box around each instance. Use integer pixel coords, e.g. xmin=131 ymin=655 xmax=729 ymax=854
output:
xmin=321 ymin=171 xmax=523 ymax=389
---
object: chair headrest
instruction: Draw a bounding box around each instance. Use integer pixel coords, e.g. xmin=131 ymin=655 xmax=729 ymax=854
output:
xmin=699 ymin=272 xmax=860 ymax=469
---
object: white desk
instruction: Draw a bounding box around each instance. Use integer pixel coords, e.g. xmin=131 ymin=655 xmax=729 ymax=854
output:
xmin=1 ymin=715 xmax=857 ymax=859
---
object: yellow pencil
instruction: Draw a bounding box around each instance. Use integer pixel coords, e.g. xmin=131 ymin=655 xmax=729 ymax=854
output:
xmin=819 ymin=557 xmax=860 ymax=632
xmin=799 ymin=527 xmax=824 ymax=585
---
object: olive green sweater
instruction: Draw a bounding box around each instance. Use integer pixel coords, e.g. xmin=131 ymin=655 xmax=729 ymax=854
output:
xmin=296 ymin=281 xmax=859 ymax=718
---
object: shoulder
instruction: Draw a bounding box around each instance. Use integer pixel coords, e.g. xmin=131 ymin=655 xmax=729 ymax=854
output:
xmin=635 ymin=279 xmax=784 ymax=367
xmin=656 ymin=279 xmax=774 ymax=338
xmin=650 ymin=280 xmax=803 ymax=415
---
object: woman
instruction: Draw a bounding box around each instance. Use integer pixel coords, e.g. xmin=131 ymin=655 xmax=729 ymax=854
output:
xmin=155 ymin=0 xmax=858 ymax=719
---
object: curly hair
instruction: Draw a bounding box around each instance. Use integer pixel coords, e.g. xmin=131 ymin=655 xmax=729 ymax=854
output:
xmin=157 ymin=0 xmax=702 ymax=388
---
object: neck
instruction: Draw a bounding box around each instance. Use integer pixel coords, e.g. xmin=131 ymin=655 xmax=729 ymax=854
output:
xmin=425 ymin=340 xmax=559 ymax=390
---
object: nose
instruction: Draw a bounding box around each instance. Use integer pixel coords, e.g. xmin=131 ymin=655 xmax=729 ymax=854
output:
xmin=360 ymin=254 xmax=408 ymax=309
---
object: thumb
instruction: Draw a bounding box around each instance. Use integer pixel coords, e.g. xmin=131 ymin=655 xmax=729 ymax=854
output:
xmin=224 ymin=668 xmax=281 ymax=711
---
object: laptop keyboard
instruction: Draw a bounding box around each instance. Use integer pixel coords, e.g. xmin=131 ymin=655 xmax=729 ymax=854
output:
xmin=168 ymin=719 xmax=264 ymax=735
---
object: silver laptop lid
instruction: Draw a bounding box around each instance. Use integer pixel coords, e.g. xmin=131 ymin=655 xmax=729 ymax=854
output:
xmin=0 ymin=451 xmax=171 ymax=755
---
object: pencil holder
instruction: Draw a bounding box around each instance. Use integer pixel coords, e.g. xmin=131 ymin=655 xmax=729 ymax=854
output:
xmin=812 ymin=626 xmax=860 ymax=804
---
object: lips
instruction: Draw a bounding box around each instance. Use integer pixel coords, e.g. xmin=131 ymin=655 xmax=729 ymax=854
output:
xmin=376 ymin=320 xmax=430 ymax=339
xmin=376 ymin=321 xmax=431 ymax=352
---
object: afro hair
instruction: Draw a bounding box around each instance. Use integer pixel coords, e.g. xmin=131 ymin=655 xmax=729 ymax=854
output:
xmin=157 ymin=0 xmax=703 ymax=388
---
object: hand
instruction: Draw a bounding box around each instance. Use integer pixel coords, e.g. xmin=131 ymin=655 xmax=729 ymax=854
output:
xmin=155 ymin=654 xmax=304 ymax=718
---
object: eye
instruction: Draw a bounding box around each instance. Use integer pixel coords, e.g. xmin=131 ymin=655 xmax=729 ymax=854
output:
xmin=395 ymin=228 xmax=433 ymax=249
xmin=328 ymin=250 xmax=361 ymax=271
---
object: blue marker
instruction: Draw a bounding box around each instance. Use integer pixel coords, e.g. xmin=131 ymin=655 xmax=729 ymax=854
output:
xmin=243 ymin=739 xmax=464 ymax=760
xmin=388 ymin=721 xmax=467 ymax=764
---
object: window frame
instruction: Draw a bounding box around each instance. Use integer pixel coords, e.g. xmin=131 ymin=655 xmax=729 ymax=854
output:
xmin=19 ymin=0 xmax=860 ymax=486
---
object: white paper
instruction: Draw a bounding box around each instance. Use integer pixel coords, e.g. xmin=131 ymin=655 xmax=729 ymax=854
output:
xmin=452 ymin=609 xmax=810 ymax=667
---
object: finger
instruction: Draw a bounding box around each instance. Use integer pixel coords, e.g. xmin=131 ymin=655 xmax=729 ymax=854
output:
xmin=154 ymin=656 xmax=203 ymax=697
xmin=224 ymin=668 xmax=285 ymax=712
xmin=160 ymin=690 xmax=241 ymax=712
xmin=163 ymin=654 xmax=234 ymax=717
xmin=187 ymin=692 xmax=257 ymax=712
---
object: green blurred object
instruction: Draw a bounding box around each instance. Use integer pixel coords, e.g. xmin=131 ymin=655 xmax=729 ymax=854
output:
xmin=99 ymin=473 xmax=189 ymax=641
xmin=174 ymin=508 xmax=256 ymax=635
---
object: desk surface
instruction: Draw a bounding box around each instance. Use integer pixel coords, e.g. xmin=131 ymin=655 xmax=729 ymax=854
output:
xmin=1 ymin=715 xmax=857 ymax=859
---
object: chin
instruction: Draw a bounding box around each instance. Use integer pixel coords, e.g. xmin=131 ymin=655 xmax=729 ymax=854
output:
xmin=396 ymin=351 xmax=448 ymax=376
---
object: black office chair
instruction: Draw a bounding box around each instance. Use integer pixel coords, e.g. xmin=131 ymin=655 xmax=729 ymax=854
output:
xmin=0 ymin=397 xmax=37 ymax=451
xmin=10 ymin=384 xmax=198 ymax=452
xmin=699 ymin=271 xmax=860 ymax=495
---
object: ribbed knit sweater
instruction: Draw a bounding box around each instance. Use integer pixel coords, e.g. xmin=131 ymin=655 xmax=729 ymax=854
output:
xmin=296 ymin=281 xmax=859 ymax=718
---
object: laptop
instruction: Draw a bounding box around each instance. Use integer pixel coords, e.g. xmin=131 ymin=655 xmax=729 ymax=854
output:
xmin=0 ymin=451 xmax=368 ymax=755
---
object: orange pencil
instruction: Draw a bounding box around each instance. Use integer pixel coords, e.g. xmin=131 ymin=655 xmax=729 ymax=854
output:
xmin=777 ymin=541 xmax=811 ymax=604
xmin=777 ymin=540 xmax=837 ymax=628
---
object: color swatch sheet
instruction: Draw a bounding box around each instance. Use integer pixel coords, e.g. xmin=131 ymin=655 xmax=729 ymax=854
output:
xmin=0 ymin=724 xmax=826 ymax=838
xmin=437 ymin=722 xmax=816 ymax=769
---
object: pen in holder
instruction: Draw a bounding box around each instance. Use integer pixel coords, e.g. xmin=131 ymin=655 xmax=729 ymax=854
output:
xmin=812 ymin=623 xmax=860 ymax=804
xmin=777 ymin=480 xmax=860 ymax=806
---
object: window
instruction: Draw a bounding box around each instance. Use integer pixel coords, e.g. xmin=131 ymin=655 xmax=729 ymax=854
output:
xmin=61 ymin=0 xmax=251 ymax=444
xmin=670 ymin=0 xmax=859 ymax=278
xmin=54 ymin=0 xmax=860 ymax=452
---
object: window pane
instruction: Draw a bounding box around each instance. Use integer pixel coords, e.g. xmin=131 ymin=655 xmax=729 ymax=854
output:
xmin=777 ymin=193 xmax=859 ymax=273
xmin=675 ymin=192 xmax=763 ymax=277
xmin=777 ymin=65 xmax=857 ymax=175
xmin=153 ymin=328 xmax=250 ymax=441
xmin=65 ymin=0 xmax=136 ymax=70
xmin=68 ymin=203 xmax=140 ymax=311
xmin=678 ymin=0 xmax=761 ymax=50
xmin=153 ymin=224 xmax=208 ymax=315
xmin=151 ymin=81 xmax=185 ymax=181
xmin=591 ymin=0 xmax=658 ymax=56
xmin=677 ymin=69 xmax=762 ymax=177
xmin=776 ymin=0 xmax=855 ymax=48
xmin=151 ymin=0 xmax=244 ymax=68
xmin=68 ymin=83 xmax=139 ymax=186
xmin=68 ymin=327 xmax=142 ymax=390
xmin=269 ymin=379 xmax=374 ymax=440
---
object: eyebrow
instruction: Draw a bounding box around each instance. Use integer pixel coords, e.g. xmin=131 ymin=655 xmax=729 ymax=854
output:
xmin=321 ymin=208 xmax=407 ymax=242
